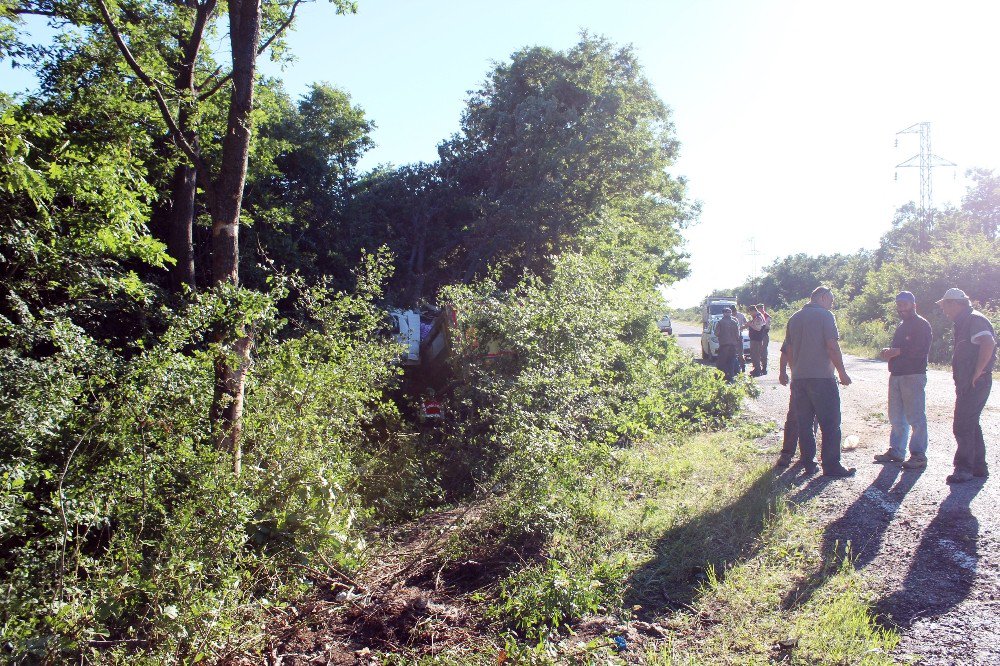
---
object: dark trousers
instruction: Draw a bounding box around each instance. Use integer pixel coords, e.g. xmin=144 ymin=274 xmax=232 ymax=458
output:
xmin=780 ymin=390 xmax=818 ymax=461
xmin=791 ymin=378 xmax=843 ymax=470
xmin=716 ymin=344 xmax=738 ymax=382
xmin=749 ymin=339 xmax=763 ymax=372
xmin=953 ymin=376 xmax=991 ymax=474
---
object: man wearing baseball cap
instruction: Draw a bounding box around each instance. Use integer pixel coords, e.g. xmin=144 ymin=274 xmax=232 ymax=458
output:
xmin=937 ymin=288 xmax=996 ymax=483
xmin=874 ymin=291 xmax=932 ymax=468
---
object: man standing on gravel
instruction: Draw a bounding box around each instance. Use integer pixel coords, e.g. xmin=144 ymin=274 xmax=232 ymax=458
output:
xmin=780 ymin=286 xmax=855 ymax=478
xmin=715 ymin=307 xmax=741 ymax=382
xmin=733 ymin=307 xmax=748 ymax=375
xmin=757 ymin=303 xmax=771 ymax=374
xmin=747 ymin=305 xmax=766 ymax=376
xmin=938 ymin=288 xmax=996 ymax=483
xmin=874 ymin=291 xmax=932 ymax=469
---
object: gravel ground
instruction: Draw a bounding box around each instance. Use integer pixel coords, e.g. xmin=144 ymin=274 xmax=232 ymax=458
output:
xmin=673 ymin=322 xmax=1000 ymax=665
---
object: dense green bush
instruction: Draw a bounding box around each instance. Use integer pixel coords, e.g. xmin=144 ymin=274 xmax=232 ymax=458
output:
xmin=0 ymin=256 xmax=407 ymax=662
xmin=427 ymin=250 xmax=747 ymax=638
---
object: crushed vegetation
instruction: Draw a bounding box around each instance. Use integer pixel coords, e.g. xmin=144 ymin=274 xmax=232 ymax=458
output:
xmin=250 ymin=431 xmax=899 ymax=665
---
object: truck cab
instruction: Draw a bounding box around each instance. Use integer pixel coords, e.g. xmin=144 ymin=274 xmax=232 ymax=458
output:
xmin=700 ymin=296 xmax=749 ymax=361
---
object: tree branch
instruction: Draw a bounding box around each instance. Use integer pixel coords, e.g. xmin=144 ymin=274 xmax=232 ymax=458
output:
xmin=93 ymin=0 xmax=217 ymax=211
xmin=11 ymin=8 xmax=63 ymax=17
xmin=196 ymin=0 xmax=302 ymax=102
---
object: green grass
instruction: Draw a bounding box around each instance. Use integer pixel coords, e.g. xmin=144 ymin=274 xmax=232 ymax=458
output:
xmin=384 ymin=428 xmax=900 ymax=664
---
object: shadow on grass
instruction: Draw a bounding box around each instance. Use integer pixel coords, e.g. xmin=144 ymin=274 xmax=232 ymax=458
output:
xmin=624 ymin=470 xmax=781 ymax=611
xmin=780 ymin=464 xmax=924 ymax=611
xmin=875 ymin=481 xmax=983 ymax=629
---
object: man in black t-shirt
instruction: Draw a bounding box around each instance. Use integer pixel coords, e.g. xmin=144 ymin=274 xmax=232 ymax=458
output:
xmin=874 ymin=291 xmax=932 ymax=469
xmin=937 ymin=288 xmax=997 ymax=483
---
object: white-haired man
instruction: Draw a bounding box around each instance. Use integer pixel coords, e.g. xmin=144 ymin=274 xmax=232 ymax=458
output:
xmin=937 ymin=288 xmax=996 ymax=483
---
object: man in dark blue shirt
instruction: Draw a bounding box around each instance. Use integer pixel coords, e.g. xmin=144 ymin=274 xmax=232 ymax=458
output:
xmin=874 ymin=291 xmax=932 ymax=468
xmin=937 ymin=288 xmax=996 ymax=483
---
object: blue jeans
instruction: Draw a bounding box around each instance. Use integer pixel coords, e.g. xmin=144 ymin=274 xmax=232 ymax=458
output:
xmin=791 ymin=378 xmax=843 ymax=471
xmin=888 ymin=373 xmax=928 ymax=459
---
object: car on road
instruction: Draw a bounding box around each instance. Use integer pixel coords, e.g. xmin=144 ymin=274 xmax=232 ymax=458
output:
xmin=657 ymin=314 xmax=673 ymax=335
xmin=701 ymin=317 xmax=750 ymax=361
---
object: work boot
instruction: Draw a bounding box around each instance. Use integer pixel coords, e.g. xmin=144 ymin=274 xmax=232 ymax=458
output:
xmin=873 ymin=451 xmax=904 ymax=464
xmin=775 ymin=454 xmax=793 ymax=468
xmin=973 ymin=468 xmax=990 ymax=478
xmin=946 ymin=470 xmax=975 ymax=484
xmin=901 ymin=455 xmax=927 ymax=470
xmin=823 ymin=466 xmax=857 ymax=478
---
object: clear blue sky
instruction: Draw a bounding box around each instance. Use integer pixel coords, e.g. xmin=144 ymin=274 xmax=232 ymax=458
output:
xmin=5 ymin=1 xmax=999 ymax=306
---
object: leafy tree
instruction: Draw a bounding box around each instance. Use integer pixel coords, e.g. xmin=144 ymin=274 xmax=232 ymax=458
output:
xmin=436 ymin=34 xmax=693 ymax=290
xmin=961 ymin=167 xmax=1000 ymax=238
xmin=241 ymin=82 xmax=375 ymax=290
xmin=9 ymin=0 xmax=359 ymax=467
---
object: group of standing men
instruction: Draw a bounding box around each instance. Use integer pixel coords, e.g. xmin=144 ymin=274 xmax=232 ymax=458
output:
xmin=773 ymin=285 xmax=996 ymax=483
xmin=714 ymin=304 xmax=771 ymax=381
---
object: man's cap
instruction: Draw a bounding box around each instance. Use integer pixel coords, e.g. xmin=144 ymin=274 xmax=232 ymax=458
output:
xmin=935 ymin=287 xmax=969 ymax=304
xmin=895 ymin=291 xmax=916 ymax=304
xmin=722 ymin=307 xmax=732 ymax=313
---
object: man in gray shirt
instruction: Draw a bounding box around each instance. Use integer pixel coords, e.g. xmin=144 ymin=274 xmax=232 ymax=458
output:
xmin=715 ymin=307 xmax=740 ymax=382
xmin=779 ymin=286 xmax=855 ymax=477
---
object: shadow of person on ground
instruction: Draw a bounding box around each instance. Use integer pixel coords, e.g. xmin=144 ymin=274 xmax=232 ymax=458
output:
xmin=624 ymin=470 xmax=779 ymax=612
xmin=876 ymin=481 xmax=983 ymax=630
xmin=780 ymin=464 xmax=924 ymax=610
xmin=824 ymin=464 xmax=924 ymax=568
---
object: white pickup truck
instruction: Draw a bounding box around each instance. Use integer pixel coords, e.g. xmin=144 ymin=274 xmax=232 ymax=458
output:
xmin=389 ymin=307 xmax=452 ymax=368
xmin=701 ymin=316 xmax=751 ymax=361
xmin=700 ymin=296 xmax=748 ymax=360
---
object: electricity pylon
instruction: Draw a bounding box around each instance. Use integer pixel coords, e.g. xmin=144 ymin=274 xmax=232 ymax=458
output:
xmin=895 ymin=122 xmax=955 ymax=248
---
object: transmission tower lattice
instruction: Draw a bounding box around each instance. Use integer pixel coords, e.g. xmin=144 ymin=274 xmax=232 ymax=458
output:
xmin=895 ymin=122 xmax=955 ymax=247
xmin=746 ymin=237 xmax=761 ymax=288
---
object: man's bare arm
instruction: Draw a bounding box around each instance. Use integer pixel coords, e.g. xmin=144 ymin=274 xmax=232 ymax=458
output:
xmin=826 ymin=339 xmax=851 ymax=385
xmin=778 ymin=348 xmax=791 ymax=386
xmin=973 ymin=337 xmax=996 ymax=386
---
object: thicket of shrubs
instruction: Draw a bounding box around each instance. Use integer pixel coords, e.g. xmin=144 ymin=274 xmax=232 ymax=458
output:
xmin=1 ymin=31 xmax=751 ymax=660
xmin=1 ymin=248 xmax=744 ymax=662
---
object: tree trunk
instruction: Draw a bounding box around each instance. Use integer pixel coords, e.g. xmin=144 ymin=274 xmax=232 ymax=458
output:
xmin=166 ymin=3 xmax=210 ymax=291
xmin=209 ymin=0 xmax=262 ymax=472
xmin=168 ymin=159 xmax=197 ymax=290
xmin=210 ymin=334 xmax=253 ymax=475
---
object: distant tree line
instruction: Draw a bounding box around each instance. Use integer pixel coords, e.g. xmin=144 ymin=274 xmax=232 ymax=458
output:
xmin=719 ymin=170 xmax=1000 ymax=360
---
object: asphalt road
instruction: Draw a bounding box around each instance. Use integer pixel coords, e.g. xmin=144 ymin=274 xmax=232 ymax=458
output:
xmin=672 ymin=320 xmax=1000 ymax=665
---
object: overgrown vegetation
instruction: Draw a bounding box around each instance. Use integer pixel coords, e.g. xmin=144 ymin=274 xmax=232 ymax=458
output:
xmin=372 ymin=432 xmax=898 ymax=665
xmin=0 ymin=3 xmax=925 ymax=661
xmin=0 ymin=11 xmax=771 ymax=659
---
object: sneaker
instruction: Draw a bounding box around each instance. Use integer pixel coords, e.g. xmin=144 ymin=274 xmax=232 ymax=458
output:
xmin=823 ymin=466 xmax=857 ymax=478
xmin=946 ymin=470 xmax=975 ymax=484
xmin=873 ymin=451 xmax=904 ymax=463
xmin=775 ymin=455 xmax=793 ymax=468
xmin=901 ymin=456 xmax=928 ymax=470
